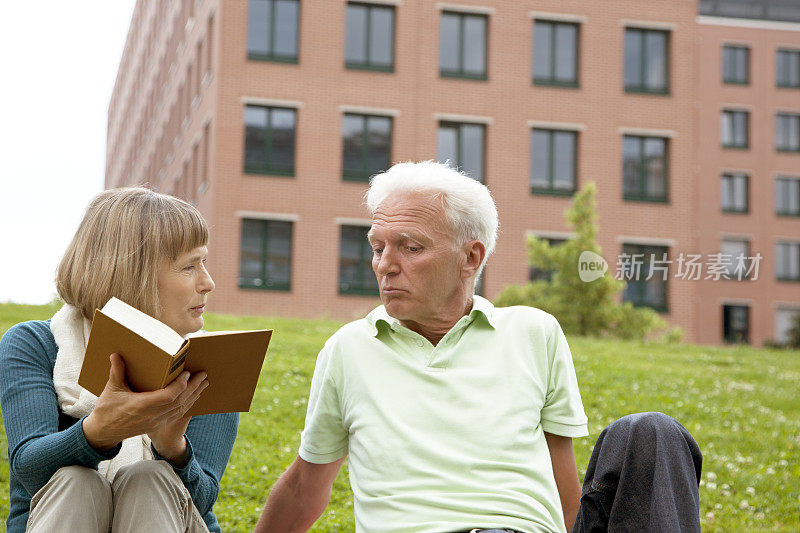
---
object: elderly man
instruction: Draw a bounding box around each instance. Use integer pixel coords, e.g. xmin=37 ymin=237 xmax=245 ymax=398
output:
xmin=256 ymin=161 xmax=702 ymax=533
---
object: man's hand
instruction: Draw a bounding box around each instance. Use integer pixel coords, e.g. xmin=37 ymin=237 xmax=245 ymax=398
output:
xmin=255 ymin=455 xmax=345 ymax=533
xmin=545 ymin=432 xmax=581 ymax=532
xmin=82 ymin=353 xmax=208 ymax=453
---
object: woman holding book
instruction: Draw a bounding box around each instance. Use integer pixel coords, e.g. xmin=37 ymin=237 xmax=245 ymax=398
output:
xmin=0 ymin=188 xmax=237 ymax=532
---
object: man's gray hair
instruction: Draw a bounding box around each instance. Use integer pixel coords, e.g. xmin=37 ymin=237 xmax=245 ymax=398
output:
xmin=365 ymin=161 xmax=499 ymax=272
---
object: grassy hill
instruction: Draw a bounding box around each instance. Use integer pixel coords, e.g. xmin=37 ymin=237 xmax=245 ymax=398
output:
xmin=0 ymin=302 xmax=798 ymax=531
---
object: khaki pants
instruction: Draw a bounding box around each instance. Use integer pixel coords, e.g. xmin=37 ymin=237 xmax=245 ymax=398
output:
xmin=27 ymin=461 xmax=209 ymax=533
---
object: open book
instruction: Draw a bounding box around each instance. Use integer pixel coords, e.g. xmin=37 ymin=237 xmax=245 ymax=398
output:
xmin=78 ymin=297 xmax=272 ymax=416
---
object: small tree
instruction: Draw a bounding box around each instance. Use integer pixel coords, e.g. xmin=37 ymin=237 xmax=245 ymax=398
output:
xmin=495 ymin=182 xmax=675 ymax=340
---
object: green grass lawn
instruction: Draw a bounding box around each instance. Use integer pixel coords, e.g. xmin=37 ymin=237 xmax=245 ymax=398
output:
xmin=1 ymin=302 xmax=799 ymax=531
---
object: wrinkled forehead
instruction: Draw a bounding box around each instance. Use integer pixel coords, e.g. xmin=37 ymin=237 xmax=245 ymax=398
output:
xmin=368 ymin=192 xmax=450 ymax=240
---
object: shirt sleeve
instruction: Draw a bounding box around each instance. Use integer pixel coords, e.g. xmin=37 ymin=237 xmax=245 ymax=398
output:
xmin=152 ymin=412 xmax=239 ymax=517
xmin=298 ymin=341 xmax=349 ymax=464
xmin=0 ymin=322 xmax=122 ymax=497
xmin=540 ymin=314 xmax=589 ymax=438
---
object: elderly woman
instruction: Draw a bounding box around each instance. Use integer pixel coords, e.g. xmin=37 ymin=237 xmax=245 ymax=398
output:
xmin=0 ymin=188 xmax=237 ymax=532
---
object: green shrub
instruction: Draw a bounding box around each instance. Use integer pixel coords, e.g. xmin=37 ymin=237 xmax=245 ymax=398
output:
xmin=495 ymin=182 xmax=669 ymax=341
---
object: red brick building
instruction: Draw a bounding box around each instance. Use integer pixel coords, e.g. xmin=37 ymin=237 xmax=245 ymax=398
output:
xmin=106 ymin=0 xmax=800 ymax=345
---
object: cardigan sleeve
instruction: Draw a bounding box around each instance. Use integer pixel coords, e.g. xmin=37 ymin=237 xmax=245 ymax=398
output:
xmin=151 ymin=412 xmax=239 ymax=516
xmin=0 ymin=322 xmax=121 ymax=496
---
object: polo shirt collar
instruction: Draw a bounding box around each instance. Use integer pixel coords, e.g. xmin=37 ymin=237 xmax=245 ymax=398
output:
xmin=366 ymin=295 xmax=497 ymax=337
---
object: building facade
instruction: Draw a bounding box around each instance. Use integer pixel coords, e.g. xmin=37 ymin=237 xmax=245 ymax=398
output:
xmin=106 ymin=0 xmax=800 ymax=345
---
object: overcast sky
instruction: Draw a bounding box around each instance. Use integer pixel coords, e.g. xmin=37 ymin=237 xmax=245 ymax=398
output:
xmin=0 ymin=1 xmax=137 ymax=304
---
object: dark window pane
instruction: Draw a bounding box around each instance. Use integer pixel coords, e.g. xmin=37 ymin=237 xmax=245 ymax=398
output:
xmin=463 ymin=15 xmax=486 ymax=75
xmin=624 ymin=30 xmax=642 ymax=87
xmin=554 ymin=24 xmax=576 ymax=82
xmin=274 ymin=0 xmax=299 ymax=57
xmin=777 ymin=50 xmax=800 ymax=87
xmin=621 ymin=244 xmax=668 ymax=310
xmin=339 ymin=225 xmax=378 ymax=294
xmin=270 ymin=108 xmax=296 ymax=171
xmin=623 ymin=136 xmax=641 ymax=195
xmin=240 ymin=220 xmax=264 ymax=285
xmin=533 ymin=21 xmax=552 ymax=80
xmin=460 ymin=124 xmax=484 ymax=181
xmin=723 ymin=305 xmax=749 ymax=344
xmin=244 ymin=106 xmax=269 ymax=168
xmin=342 ymin=114 xmax=364 ymax=176
xmin=265 ymin=221 xmax=292 ymax=286
xmin=733 ymin=175 xmax=747 ymax=211
xmin=531 ymin=130 xmax=549 ymax=188
xmin=644 ymin=138 xmax=666 ymax=197
xmin=345 ymin=4 xmax=367 ymax=64
xmin=644 ymin=31 xmax=666 ymax=89
xmin=248 ymin=0 xmax=271 ymax=55
xmin=552 ymin=131 xmax=575 ymax=190
xmin=790 ymin=181 xmax=800 ymax=214
xmin=367 ymin=116 xmax=391 ymax=173
xmin=370 ymin=7 xmax=393 ymax=67
xmin=440 ymin=13 xmax=460 ymax=72
xmin=240 ymin=219 xmax=292 ymax=289
xmin=438 ymin=125 xmax=458 ymax=165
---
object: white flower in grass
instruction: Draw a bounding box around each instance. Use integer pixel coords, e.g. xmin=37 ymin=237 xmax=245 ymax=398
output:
xmin=705 ymin=511 xmax=715 ymax=520
xmin=756 ymin=512 xmax=765 ymax=521
xmin=739 ymin=500 xmax=750 ymax=510
xmin=706 ymin=482 xmax=717 ymax=490
xmin=746 ymin=486 xmax=755 ymax=496
xmin=779 ymin=459 xmax=788 ymax=467
xmin=766 ymin=467 xmax=776 ymax=475
xmin=707 ymin=471 xmax=717 ymax=481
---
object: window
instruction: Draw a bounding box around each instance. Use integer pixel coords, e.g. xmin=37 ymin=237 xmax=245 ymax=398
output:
xmin=339 ymin=225 xmax=378 ymax=295
xmin=533 ymin=20 xmax=578 ymax=86
xmin=342 ymin=113 xmax=392 ymax=181
xmin=721 ymin=110 xmax=749 ymax=149
xmin=531 ymin=129 xmax=577 ymax=195
xmin=624 ymin=28 xmax=669 ymax=94
xmin=440 ymin=11 xmax=487 ymax=79
xmin=239 ymin=219 xmax=293 ymax=290
xmin=776 ymin=113 xmax=800 ymax=152
xmin=775 ymin=308 xmax=800 ymax=344
xmin=438 ymin=122 xmax=485 ymax=182
xmin=247 ymin=0 xmax=299 ymax=62
xmin=723 ymin=305 xmax=749 ymax=344
xmin=722 ymin=45 xmax=749 ymax=84
xmin=776 ymin=49 xmax=800 ymax=88
xmin=244 ymin=105 xmax=296 ymax=175
xmin=720 ymin=239 xmax=751 ymax=280
xmin=776 ymin=177 xmax=800 ymax=216
xmin=345 ymin=3 xmax=394 ymax=71
xmin=623 ymin=135 xmax=668 ymax=202
xmin=721 ymin=173 xmax=748 ymax=213
xmin=529 ymin=237 xmax=567 ymax=282
xmin=621 ymin=244 xmax=669 ymax=312
xmin=776 ymin=241 xmax=800 ymax=281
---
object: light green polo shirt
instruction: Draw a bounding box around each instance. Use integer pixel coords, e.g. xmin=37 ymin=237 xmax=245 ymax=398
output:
xmin=299 ymin=296 xmax=588 ymax=533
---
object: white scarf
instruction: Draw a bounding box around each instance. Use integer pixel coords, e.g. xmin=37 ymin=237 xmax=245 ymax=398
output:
xmin=51 ymin=304 xmax=153 ymax=481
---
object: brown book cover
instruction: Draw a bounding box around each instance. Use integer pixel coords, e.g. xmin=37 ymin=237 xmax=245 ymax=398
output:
xmin=78 ymin=308 xmax=272 ymax=416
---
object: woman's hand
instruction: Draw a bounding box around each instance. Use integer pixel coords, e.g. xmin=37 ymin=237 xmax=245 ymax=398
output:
xmin=82 ymin=353 xmax=208 ymax=453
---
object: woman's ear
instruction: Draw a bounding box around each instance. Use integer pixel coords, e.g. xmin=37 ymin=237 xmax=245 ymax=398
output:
xmin=461 ymin=240 xmax=486 ymax=279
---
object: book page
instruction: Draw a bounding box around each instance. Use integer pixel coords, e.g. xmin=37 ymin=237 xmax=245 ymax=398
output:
xmin=101 ymin=297 xmax=185 ymax=355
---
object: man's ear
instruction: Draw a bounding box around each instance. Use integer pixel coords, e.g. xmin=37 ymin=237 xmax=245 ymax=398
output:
xmin=461 ymin=240 xmax=486 ymax=279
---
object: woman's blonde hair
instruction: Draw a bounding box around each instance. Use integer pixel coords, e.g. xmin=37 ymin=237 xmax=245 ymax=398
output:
xmin=56 ymin=187 xmax=209 ymax=320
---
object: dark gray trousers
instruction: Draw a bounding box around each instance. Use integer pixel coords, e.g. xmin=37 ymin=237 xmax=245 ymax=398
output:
xmin=572 ymin=412 xmax=703 ymax=532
